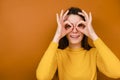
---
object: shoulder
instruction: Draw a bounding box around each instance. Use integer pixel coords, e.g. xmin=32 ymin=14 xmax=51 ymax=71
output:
xmin=87 ymin=47 xmax=98 ymax=55
xmin=89 ymin=47 xmax=97 ymax=52
xmin=56 ymin=48 xmax=66 ymax=55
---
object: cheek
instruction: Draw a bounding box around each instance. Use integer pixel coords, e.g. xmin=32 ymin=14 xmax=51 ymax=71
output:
xmin=78 ymin=31 xmax=84 ymax=37
xmin=80 ymin=33 xmax=84 ymax=38
xmin=66 ymin=34 xmax=72 ymax=41
xmin=79 ymin=34 xmax=84 ymax=41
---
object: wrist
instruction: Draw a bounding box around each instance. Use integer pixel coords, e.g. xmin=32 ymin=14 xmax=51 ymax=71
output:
xmin=52 ymin=34 xmax=60 ymax=43
xmin=90 ymin=33 xmax=99 ymax=41
xmin=52 ymin=38 xmax=59 ymax=43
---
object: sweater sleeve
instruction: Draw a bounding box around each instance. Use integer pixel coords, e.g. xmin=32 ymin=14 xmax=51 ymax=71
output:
xmin=94 ymin=38 xmax=120 ymax=79
xmin=36 ymin=42 xmax=58 ymax=80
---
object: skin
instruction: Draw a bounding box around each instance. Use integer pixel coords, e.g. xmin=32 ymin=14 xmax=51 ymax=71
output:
xmin=66 ymin=14 xmax=84 ymax=49
xmin=53 ymin=9 xmax=98 ymax=49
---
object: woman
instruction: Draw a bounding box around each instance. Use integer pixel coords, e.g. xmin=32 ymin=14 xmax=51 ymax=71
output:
xmin=36 ymin=7 xmax=120 ymax=80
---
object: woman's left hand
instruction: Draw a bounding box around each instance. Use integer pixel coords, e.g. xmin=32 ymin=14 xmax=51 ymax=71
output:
xmin=77 ymin=10 xmax=98 ymax=41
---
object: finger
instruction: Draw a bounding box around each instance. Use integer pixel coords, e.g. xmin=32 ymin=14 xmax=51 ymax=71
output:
xmin=63 ymin=10 xmax=69 ymax=21
xmin=76 ymin=21 xmax=86 ymax=31
xmin=89 ymin=12 xmax=92 ymax=23
xmin=64 ymin=21 xmax=72 ymax=26
xmin=82 ymin=10 xmax=89 ymax=21
xmin=77 ymin=27 xmax=84 ymax=33
xmin=56 ymin=13 xmax=60 ymax=25
xmin=76 ymin=21 xmax=86 ymax=28
xmin=61 ymin=27 xmax=72 ymax=37
xmin=65 ymin=26 xmax=73 ymax=34
xmin=78 ymin=12 xmax=85 ymax=17
xmin=64 ymin=21 xmax=73 ymax=30
xmin=60 ymin=10 xmax=64 ymax=20
xmin=76 ymin=21 xmax=86 ymax=26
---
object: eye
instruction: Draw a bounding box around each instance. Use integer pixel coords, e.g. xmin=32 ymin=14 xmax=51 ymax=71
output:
xmin=78 ymin=23 xmax=85 ymax=28
xmin=64 ymin=24 xmax=71 ymax=30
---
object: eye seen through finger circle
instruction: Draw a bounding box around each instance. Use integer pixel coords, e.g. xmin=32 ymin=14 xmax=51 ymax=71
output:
xmin=77 ymin=23 xmax=85 ymax=28
xmin=64 ymin=24 xmax=72 ymax=30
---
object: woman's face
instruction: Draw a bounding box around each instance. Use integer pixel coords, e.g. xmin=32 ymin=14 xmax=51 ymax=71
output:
xmin=65 ymin=14 xmax=84 ymax=45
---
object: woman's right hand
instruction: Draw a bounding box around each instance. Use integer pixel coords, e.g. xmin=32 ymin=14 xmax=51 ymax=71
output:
xmin=53 ymin=10 xmax=73 ymax=43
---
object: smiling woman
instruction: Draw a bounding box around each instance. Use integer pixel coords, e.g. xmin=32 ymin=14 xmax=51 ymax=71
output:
xmin=36 ymin=7 xmax=120 ymax=80
xmin=58 ymin=7 xmax=91 ymax=50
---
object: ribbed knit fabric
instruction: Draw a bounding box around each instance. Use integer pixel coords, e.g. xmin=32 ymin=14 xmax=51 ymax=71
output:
xmin=36 ymin=38 xmax=120 ymax=80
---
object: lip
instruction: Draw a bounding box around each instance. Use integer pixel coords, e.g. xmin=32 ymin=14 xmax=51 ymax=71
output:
xmin=70 ymin=35 xmax=80 ymax=38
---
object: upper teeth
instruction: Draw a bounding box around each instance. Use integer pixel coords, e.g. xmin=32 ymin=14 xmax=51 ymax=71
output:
xmin=70 ymin=35 xmax=80 ymax=38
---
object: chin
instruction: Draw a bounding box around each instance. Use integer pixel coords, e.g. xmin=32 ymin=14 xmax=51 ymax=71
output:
xmin=69 ymin=40 xmax=81 ymax=45
xmin=68 ymin=36 xmax=83 ymax=45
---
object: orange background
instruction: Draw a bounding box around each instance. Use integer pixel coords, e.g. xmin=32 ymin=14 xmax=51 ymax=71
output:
xmin=0 ymin=0 xmax=120 ymax=80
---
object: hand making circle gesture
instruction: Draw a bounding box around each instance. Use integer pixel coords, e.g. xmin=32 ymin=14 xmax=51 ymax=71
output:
xmin=53 ymin=10 xmax=73 ymax=43
xmin=77 ymin=10 xmax=98 ymax=40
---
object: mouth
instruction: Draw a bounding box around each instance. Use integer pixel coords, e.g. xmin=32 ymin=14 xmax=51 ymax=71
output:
xmin=70 ymin=35 xmax=80 ymax=39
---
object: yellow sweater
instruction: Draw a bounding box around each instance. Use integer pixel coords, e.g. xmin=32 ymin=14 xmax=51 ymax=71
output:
xmin=36 ymin=38 xmax=120 ymax=80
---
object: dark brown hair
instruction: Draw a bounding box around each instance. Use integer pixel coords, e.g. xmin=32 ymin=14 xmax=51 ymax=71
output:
xmin=58 ymin=7 xmax=92 ymax=50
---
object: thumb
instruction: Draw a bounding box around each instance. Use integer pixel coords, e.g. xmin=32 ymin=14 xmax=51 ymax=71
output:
xmin=66 ymin=26 xmax=73 ymax=34
xmin=76 ymin=27 xmax=84 ymax=33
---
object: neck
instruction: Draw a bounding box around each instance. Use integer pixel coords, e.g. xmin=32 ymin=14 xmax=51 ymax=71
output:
xmin=69 ymin=43 xmax=82 ymax=49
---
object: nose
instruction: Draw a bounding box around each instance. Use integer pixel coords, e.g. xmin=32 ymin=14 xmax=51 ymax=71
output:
xmin=72 ymin=27 xmax=78 ymax=33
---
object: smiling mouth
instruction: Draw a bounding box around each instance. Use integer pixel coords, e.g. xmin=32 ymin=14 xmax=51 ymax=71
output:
xmin=70 ymin=35 xmax=80 ymax=38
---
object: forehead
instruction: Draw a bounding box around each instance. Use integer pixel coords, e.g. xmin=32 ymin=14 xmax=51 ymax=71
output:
xmin=67 ymin=14 xmax=83 ymax=23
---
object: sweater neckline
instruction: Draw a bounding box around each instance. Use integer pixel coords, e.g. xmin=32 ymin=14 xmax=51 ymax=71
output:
xmin=65 ymin=47 xmax=84 ymax=52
